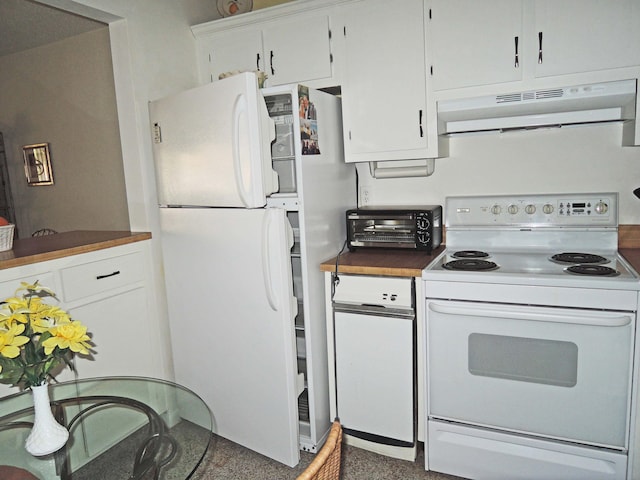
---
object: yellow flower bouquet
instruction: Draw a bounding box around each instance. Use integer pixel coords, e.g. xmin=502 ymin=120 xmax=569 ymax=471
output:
xmin=0 ymin=282 xmax=93 ymax=389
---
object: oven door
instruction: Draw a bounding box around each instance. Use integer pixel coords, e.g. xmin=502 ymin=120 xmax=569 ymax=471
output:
xmin=426 ymin=299 xmax=634 ymax=449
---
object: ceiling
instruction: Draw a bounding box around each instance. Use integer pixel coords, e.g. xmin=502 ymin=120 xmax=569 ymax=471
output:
xmin=0 ymin=0 xmax=106 ymax=58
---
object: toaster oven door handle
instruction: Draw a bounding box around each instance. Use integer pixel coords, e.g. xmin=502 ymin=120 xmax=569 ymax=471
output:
xmin=364 ymin=225 xmax=412 ymax=232
xmin=349 ymin=213 xmax=415 ymax=221
xmin=428 ymin=302 xmax=632 ymax=327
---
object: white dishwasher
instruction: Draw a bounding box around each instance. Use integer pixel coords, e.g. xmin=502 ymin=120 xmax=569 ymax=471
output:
xmin=332 ymin=274 xmax=415 ymax=454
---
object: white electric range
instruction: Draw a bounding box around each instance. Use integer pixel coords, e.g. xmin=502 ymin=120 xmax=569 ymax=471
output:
xmin=422 ymin=192 xmax=640 ymax=480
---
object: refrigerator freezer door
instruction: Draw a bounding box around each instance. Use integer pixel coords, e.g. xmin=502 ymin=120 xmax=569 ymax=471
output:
xmin=150 ymin=72 xmax=277 ymax=208
xmin=159 ymin=207 xmax=300 ymax=466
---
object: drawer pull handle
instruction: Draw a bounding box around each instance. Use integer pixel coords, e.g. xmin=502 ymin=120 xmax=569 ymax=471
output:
xmin=96 ymin=270 xmax=121 ymax=280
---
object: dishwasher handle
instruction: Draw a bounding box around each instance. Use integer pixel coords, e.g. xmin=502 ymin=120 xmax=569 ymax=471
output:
xmin=333 ymin=302 xmax=415 ymax=319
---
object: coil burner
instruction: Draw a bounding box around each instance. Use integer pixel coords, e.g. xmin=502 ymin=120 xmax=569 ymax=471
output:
xmin=442 ymin=259 xmax=499 ymax=271
xmin=551 ymin=252 xmax=609 ymax=265
xmin=566 ymin=264 xmax=620 ymax=277
xmin=452 ymin=250 xmax=490 ymax=259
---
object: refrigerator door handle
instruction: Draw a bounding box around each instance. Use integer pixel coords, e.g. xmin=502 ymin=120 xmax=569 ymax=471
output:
xmin=232 ymin=94 xmax=251 ymax=208
xmin=261 ymin=209 xmax=279 ymax=311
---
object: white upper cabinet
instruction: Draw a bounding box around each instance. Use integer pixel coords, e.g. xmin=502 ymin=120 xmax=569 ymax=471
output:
xmin=198 ymin=27 xmax=263 ymax=84
xmin=429 ymin=1 xmax=524 ymax=91
xmin=0 ymin=240 xmax=166 ymax=400
xmin=340 ymin=0 xmax=441 ymax=162
xmin=429 ymin=0 xmax=640 ymax=91
xmin=194 ymin=7 xmax=335 ymax=88
xmin=193 ymin=0 xmax=640 ymax=157
xmin=261 ymin=14 xmax=333 ymax=86
xmin=533 ymin=0 xmax=640 ymax=78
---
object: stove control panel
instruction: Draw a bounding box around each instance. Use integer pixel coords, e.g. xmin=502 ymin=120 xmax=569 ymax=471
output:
xmin=559 ymin=199 xmax=609 ymax=217
xmin=447 ymin=193 xmax=617 ymax=227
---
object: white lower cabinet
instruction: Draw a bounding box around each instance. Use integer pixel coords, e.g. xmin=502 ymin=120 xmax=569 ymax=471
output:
xmin=325 ymin=273 xmax=420 ymax=461
xmin=0 ymin=240 xmax=166 ymax=399
xmin=0 ymin=240 xmax=166 ymax=471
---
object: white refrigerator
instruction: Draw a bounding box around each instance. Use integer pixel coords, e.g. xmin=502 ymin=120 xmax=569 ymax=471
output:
xmin=149 ymin=72 xmax=355 ymax=467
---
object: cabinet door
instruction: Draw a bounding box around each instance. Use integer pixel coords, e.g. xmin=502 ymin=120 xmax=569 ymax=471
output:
xmin=341 ymin=0 xmax=431 ymax=162
xmin=429 ymin=0 xmax=524 ymax=90
xmin=68 ymin=288 xmax=157 ymax=380
xmin=261 ymin=14 xmax=332 ymax=87
xmin=533 ymin=0 xmax=640 ymax=78
xmin=200 ymin=28 xmax=264 ymax=83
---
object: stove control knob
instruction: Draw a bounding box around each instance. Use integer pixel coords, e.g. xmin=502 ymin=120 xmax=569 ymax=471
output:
xmin=594 ymin=201 xmax=608 ymax=215
xmin=525 ymin=204 xmax=536 ymax=214
xmin=507 ymin=204 xmax=519 ymax=215
xmin=491 ymin=204 xmax=502 ymax=215
xmin=542 ymin=203 xmax=554 ymax=214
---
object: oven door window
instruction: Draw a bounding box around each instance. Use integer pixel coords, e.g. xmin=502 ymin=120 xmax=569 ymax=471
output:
xmin=468 ymin=333 xmax=578 ymax=387
xmin=426 ymin=300 xmax=634 ymax=449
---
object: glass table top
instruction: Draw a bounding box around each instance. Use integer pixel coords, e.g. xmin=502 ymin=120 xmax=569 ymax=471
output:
xmin=0 ymin=376 xmax=213 ymax=479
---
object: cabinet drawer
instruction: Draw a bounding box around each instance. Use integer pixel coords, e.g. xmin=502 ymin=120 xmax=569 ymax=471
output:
xmin=61 ymin=252 xmax=144 ymax=302
xmin=0 ymin=272 xmax=56 ymax=301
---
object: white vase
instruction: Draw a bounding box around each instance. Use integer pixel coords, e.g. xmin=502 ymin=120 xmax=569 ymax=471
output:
xmin=25 ymin=383 xmax=69 ymax=456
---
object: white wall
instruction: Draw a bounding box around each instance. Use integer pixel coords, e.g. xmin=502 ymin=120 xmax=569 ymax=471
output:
xmin=357 ymin=122 xmax=640 ymax=224
xmin=31 ymin=0 xmax=217 ymax=382
xmin=6 ymin=2 xmax=639 ymax=234
xmin=38 ymin=0 xmax=640 ymax=234
xmin=0 ymin=28 xmax=129 ymax=238
xmin=36 ymin=0 xmax=216 ymax=232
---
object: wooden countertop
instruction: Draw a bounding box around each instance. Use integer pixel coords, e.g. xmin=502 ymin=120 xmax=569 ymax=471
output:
xmin=320 ymin=226 xmax=640 ymax=278
xmin=619 ymin=225 xmax=640 ymax=273
xmin=0 ymin=231 xmax=151 ymax=270
xmin=320 ymin=246 xmax=445 ymax=277
xmin=620 ymin=248 xmax=640 ymax=274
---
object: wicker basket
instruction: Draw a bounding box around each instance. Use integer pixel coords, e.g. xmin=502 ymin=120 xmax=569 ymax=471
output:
xmin=0 ymin=224 xmax=15 ymax=251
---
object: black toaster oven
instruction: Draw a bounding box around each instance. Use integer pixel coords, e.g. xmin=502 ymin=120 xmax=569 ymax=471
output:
xmin=346 ymin=206 xmax=442 ymax=252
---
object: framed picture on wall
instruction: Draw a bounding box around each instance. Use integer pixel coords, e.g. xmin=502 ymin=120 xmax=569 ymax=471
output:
xmin=23 ymin=143 xmax=54 ymax=186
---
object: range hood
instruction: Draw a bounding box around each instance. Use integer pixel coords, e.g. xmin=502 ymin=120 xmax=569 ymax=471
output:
xmin=438 ymin=79 xmax=637 ymax=134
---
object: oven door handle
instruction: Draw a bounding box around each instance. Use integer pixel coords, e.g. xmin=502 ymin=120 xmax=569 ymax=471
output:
xmin=428 ymin=303 xmax=632 ymax=327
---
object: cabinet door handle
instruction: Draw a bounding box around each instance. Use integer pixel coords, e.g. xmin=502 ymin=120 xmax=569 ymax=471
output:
xmin=256 ymin=53 xmax=260 ymax=71
xmin=419 ymin=109 xmax=424 ymax=138
xmin=538 ymin=31 xmax=543 ymax=64
xmin=270 ymin=50 xmax=275 ymax=75
xmin=514 ymin=36 xmax=519 ymax=68
xmin=96 ymin=271 xmax=121 ymax=280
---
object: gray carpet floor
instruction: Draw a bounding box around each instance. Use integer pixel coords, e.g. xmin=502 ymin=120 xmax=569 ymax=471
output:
xmin=191 ymin=435 xmax=466 ymax=479
xmin=70 ymin=420 xmax=466 ymax=479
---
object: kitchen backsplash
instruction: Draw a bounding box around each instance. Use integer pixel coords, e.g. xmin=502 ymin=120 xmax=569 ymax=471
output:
xmin=357 ymin=122 xmax=640 ymax=225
